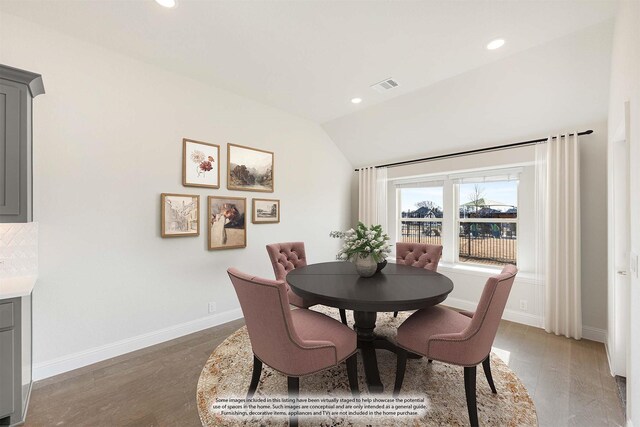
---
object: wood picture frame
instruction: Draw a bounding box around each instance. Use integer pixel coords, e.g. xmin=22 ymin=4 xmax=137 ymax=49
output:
xmin=183 ymin=138 xmax=220 ymax=189
xmin=161 ymin=193 xmax=200 ymax=237
xmin=252 ymin=198 xmax=280 ymax=224
xmin=227 ymin=143 xmax=274 ymax=193
xmin=208 ymin=196 xmax=247 ymax=250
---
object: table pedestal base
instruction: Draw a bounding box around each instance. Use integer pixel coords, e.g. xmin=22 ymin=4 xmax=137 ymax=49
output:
xmin=353 ymin=311 xmax=421 ymax=394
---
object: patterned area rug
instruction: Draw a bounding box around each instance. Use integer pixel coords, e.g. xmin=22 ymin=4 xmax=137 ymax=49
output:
xmin=197 ymin=307 xmax=538 ymax=426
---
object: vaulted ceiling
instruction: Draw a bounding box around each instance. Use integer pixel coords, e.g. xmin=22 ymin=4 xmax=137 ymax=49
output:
xmin=323 ymin=20 xmax=614 ymax=167
xmin=0 ymin=0 xmax=617 ymax=125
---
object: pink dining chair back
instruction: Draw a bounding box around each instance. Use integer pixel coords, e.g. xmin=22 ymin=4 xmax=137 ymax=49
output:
xmin=396 ymin=242 xmax=443 ymax=271
xmin=429 ymin=264 xmax=518 ymax=366
xmin=266 ymin=242 xmax=308 ymax=281
xmin=227 ymin=268 xmax=336 ymax=375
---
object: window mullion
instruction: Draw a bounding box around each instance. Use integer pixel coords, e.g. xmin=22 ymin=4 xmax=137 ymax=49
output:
xmin=441 ymin=178 xmax=455 ymax=263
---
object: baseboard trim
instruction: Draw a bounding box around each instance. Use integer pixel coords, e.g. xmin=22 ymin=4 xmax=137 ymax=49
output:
xmin=582 ymin=325 xmax=608 ymax=343
xmin=33 ymin=308 xmax=244 ymax=381
xmin=445 ymin=297 xmax=543 ymax=328
xmin=445 ymin=297 xmax=607 ymax=343
xmin=32 ymin=299 xmax=609 ymax=380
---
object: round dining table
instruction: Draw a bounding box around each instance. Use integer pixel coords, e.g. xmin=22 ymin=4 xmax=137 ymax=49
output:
xmin=286 ymin=261 xmax=454 ymax=393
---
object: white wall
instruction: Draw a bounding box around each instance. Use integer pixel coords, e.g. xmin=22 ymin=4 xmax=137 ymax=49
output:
xmin=608 ymin=1 xmax=640 ymax=424
xmin=578 ymin=121 xmax=610 ymax=337
xmin=0 ymin=12 xmax=353 ymax=379
xmin=378 ymin=125 xmax=608 ymax=341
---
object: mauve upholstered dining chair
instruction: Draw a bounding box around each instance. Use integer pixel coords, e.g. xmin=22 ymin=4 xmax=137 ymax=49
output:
xmin=266 ymin=242 xmax=348 ymax=325
xmin=393 ymin=264 xmax=518 ymax=427
xmin=393 ymin=242 xmax=443 ymax=317
xmin=227 ymin=268 xmax=359 ymax=427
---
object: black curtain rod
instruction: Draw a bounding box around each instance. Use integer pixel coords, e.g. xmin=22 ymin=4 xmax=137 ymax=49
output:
xmin=354 ymin=129 xmax=593 ymax=171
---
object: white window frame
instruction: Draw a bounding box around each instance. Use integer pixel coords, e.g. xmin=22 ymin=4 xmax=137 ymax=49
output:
xmin=396 ymin=181 xmax=445 ymax=248
xmin=454 ymin=173 xmax=519 ymax=266
xmin=392 ymin=168 xmax=521 ymax=268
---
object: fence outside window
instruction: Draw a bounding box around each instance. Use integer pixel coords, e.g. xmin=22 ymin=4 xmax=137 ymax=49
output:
xmin=457 ymin=219 xmax=517 ymax=265
xmin=399 ymin=219 xmax=517 ymax=266
xmin=400 ymin=221 xmax=443 ymax=246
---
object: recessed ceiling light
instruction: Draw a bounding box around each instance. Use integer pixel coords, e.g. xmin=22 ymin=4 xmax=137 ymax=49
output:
xmin=351 ymin=98 xmax=362 ymax=104
xmin=155 ymin=0 xmax=176 ymax=8
xmin=487 ymin=39 xmax=505 ymax=50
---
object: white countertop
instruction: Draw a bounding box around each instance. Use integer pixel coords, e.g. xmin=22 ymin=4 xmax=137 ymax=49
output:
xmin=0 ymin=275 xmax=37 ymax=299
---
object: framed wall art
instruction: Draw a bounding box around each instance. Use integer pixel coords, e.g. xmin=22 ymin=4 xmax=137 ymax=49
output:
xmin=208 ymin=196 xmax=247 ymax=250
xmin=252 ymin=198 xmax=280 ymax=224
xmin=183 ymin=138 xmax=220 ymax=188
xmin=161 ymin=193 xmax=200 ymax=237
xmin=227 ymin=143 xmax=274 ymax=192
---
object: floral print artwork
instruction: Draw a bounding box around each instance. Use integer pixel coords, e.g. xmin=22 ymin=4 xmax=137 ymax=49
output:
xmin=191 ymin=150 xmax=215 ymax=177
xmin=183 ymin=140 xmax=220 ymax=188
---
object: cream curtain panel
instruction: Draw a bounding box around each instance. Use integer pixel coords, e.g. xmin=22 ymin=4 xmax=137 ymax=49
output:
xmin=358 ymin=166 xmax=388 ymax=229
xmin=534 ymin=133 xmax=582 ymax=339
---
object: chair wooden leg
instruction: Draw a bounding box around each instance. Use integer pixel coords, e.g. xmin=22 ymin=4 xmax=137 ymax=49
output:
xmin=246 ymin=354 xmax=262 ymax=399
xmin=345 ymin=354 xmax=359 ymax=397
xmin=393 ymin=311 xmax=399 ymax=318
xmin=482 ymin=355 xmax=497 ymax=394
xmin=288 ymin=376 xmax=299 ymax=427
xmin=464 ymin=366 xmax=479 ymax=427
xmin=393 ymin=348 xmax=408 ymax=397
xmin=339 ymin=309 xmax=348 ymax=325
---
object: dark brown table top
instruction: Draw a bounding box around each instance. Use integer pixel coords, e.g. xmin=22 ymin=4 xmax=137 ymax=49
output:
xmin=286 ymin=261 xmax=454 ymax=312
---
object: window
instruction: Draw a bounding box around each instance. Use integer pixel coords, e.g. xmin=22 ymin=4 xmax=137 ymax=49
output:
xmin=457 ymin=177 xmax=518 ymax=266
xmin=398 ymin=184 xmax=443 ymax=246
xmin=395 ymin=170 xmax=519 ymax=267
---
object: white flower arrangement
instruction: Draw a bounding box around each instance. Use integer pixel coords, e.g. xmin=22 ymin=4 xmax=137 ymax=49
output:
xmin=330 ymin=222 xmax=392 ymax=263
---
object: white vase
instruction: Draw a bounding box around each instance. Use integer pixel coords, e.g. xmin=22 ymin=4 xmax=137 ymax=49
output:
xmin=354 ymin=254 xmax=377 ymax=278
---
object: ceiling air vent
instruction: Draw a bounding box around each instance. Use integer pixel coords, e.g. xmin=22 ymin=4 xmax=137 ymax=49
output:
xmin=370 ymin=78 xmax=399 ymax=93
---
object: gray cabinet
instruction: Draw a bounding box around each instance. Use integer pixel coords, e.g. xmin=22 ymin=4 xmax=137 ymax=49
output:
xmin=0 ymin=65 xmax=45 ymax=223
xmin=0 ymin=64 xmax=41 ymax=425
xmin=0 ymin=329 xmax=15 ymax=417
xmin=0 ymin=296 xmax=31 ymax=426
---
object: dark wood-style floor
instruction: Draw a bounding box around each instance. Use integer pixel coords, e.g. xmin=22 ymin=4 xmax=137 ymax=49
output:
xmin=24 ymin=319 xmax=624 ymax=426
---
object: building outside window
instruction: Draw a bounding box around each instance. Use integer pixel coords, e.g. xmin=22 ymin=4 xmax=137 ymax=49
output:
xmin=399 ymin=185 xmax=444 ymax=246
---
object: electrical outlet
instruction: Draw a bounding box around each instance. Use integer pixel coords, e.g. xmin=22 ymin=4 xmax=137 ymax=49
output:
xmin=208 ymin=302 xmax=217 ymax=314
xmin=519 ymin=300 xmax=527 ymax=311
